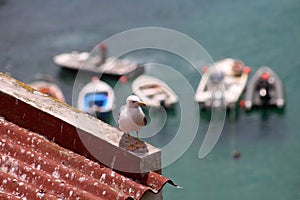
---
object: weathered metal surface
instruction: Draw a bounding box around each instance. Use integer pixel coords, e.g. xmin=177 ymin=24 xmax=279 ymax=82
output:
xmin=0 ymin=117 xmax=176 ymax=199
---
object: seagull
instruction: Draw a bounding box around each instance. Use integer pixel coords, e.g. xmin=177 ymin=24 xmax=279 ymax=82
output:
xmin=118 ymin=95 xmax=147 ymax=140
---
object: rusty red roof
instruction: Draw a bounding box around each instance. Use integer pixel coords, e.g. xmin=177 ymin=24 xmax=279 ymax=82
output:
xmin=0 ymin=116 xmax=176 ymax=200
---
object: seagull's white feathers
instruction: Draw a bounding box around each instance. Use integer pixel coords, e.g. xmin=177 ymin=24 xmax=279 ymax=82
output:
xmin=118 ymin=95 xmax=147 ymax=133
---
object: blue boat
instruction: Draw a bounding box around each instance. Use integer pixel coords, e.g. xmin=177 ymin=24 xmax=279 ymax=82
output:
xmin=77 ymin=77 xmax=115 ymax=117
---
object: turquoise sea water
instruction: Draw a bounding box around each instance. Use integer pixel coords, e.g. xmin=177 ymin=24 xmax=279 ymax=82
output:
xmin=1 ymin=0 xmax=300 ymax=199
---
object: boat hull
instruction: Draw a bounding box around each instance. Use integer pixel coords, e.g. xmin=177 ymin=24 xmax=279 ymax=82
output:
xmin=29 ymin=81 xmax=65 ymax=102
xmin=53 ymin=52 xmax=144 ymax=78
xmin=77 ymin=78 xmax=115 ymax=117
xmin=195 ymin=58 xmax=250 ymax=109
xmin=132 ymin=75 xmax=178 ymax=108
xmin=244 ymin=66 xmax=285 ymax=110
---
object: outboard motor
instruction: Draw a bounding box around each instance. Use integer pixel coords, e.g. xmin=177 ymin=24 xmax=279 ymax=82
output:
xmin=209 ymin=72 xmax=225 ymax=108
xmin=258 ymin=73 xmax=271 ymax=106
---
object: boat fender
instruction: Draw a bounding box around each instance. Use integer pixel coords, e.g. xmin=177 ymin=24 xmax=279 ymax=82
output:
xmin=243 ymin=66 xmax=251 ymax=74
xmin=244 ymin=100 xmax=252 ymax=110
xmin=91 ymin=76 xmax=99 ymax=82
xmin=277 ymin=98 xmax=285 ymax=108
xmin=239 ymin=99 xmax=245 ymax=108
xmin=261 ymin=72 xmax=270 ymax=80
xmin=202 ymin=66 xmax=208 ymax=73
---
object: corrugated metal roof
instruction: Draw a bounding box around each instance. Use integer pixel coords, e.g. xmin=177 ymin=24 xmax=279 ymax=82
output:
xmin=0 ymin=116 xmax=176 ymax=200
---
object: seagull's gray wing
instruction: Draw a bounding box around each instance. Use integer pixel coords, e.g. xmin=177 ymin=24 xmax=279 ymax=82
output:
xmin=118 ymin=105 xmax=126 ymax=120
xmin=130 ymin=108 xmax=147 ymax=127
xmin=117 ymin=105 xmax=127 ymax=129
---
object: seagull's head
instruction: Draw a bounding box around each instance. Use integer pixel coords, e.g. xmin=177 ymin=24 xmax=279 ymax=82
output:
xmin=126 ymin=95 xmax=146 ymax=108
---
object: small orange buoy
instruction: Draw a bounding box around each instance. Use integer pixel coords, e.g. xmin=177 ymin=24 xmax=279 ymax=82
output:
xmin=119 ymin=76 xmax=128 ymax=83
xmin=232 ymin=150 xmax=241 ymax=160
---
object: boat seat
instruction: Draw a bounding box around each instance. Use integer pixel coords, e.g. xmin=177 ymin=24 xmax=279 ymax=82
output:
xmin=84 ymin=92 xmax=108 ymax=112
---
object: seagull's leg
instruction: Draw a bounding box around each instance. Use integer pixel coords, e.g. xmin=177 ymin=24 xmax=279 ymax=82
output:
xmin=126 ymin=132 xmax=132 ymax=142
xmin=135 ymin=131 xmax=144 ymax=148
xmin=135 ymin=131 xmax=142 ymax=143
xmin=126 ymin=132 xmax=137 ymax=151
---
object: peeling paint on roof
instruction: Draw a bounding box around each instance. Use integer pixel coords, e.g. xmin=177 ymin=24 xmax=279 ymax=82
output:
xmin=0 ymin=116 xmax=176 ymax=199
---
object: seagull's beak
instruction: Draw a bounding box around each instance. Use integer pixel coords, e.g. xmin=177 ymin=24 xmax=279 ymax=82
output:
xmin=138 ymin=102 xmax=146 ymax=107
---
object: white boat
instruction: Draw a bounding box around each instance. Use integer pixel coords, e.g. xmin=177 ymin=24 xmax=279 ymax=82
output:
xmin=29 ymin=81 xmax=65 ymax=102
xmin=77 ymin=77 xmax=115 ymax=116
xmin=53 ymin=51 xmax=90 ymax=68
xmin=243 ymin=66 xmax=285 ymax=110
xmin=195 ymin=58 xmax=251 ymax=109
xmin=132 ymin=75 xmax=178 ymax=108
xmin=53 ymin=45 xmax=144 ymax=78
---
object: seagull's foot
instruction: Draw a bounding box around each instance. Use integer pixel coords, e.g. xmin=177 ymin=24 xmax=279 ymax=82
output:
xmin=127 ymin=144 xmax=138 ymax=151
xmin=125 ymin=132 xmax=132 ymax=139
xmin=122 ymin=133 xmax=145 ymax=151
xmin=122 ymin=132 xmax=132 ymax=143
xmin=135 ymin=138 xmax=146 ymax=148
xmin=126 ymin=141 xmax=145 ymax=151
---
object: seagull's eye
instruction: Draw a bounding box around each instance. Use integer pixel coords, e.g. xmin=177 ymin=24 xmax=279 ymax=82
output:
xmin=132 ymin=101 xmax=137 ymax=103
